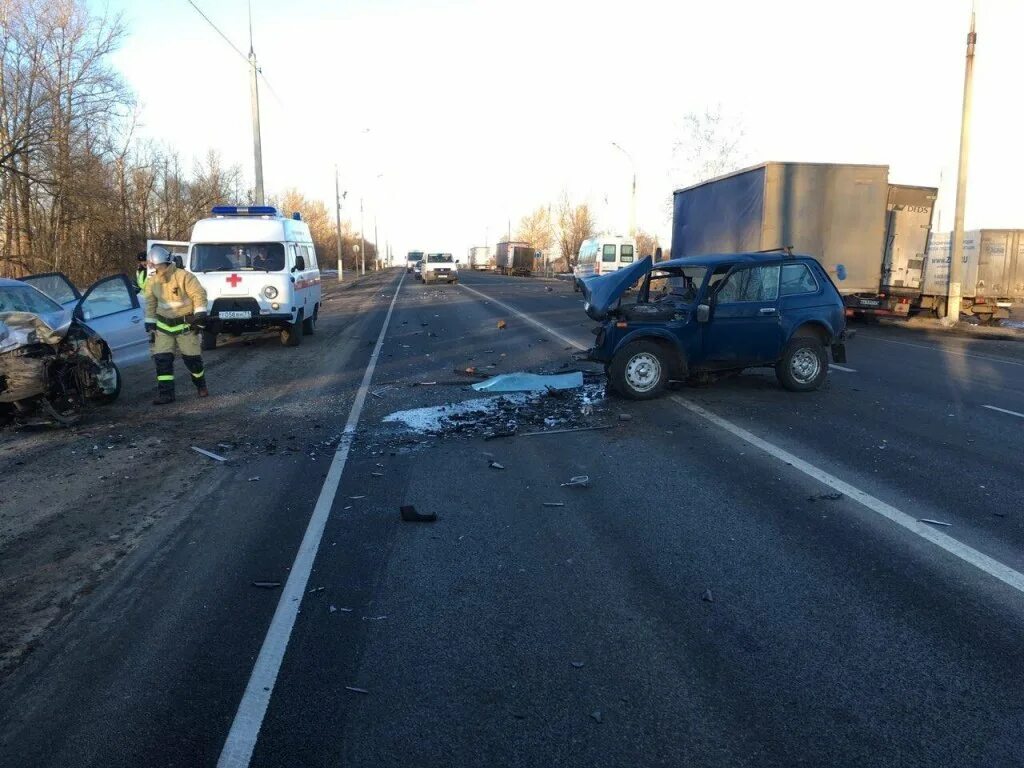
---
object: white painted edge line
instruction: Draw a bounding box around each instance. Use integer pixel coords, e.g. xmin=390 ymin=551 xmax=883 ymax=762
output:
xmin=829 ymin=364 xmax=857 ymax=373
xmin=671 ymin=394 xmax=1024 ymax=596
xmin=217 ymin=271 xmax=406 ymax=768
xmin=459 ymin=281 xmax=587 ymax=351
xmin=983 ymin=404 xmax=1024 ymax=420
xmin=865 ymin=335 xmax=1024 ymax=368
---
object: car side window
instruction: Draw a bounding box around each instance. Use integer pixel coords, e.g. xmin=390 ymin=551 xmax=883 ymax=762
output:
xmin=780 ymin=263 xmax=818 ymax=296
xmin=81 ymin=278 xmax=133 ymax=320
xmin=716 ymin=265 xmax=781 ymax=303
xmin=304 ymin=245 xmax=318 ymax=269
xmin=602 ymin=244 xmax=616 ymax=263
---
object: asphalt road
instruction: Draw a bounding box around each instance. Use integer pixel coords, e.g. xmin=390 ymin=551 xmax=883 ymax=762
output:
xmin=2 ymin=268 xmax=1023 ymax=767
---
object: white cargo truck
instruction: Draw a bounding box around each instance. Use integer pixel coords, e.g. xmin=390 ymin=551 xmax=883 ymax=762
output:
xmin=468 ymin=246 xmax=491 ymax=271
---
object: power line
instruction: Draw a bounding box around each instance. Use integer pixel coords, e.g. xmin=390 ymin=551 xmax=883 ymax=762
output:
xmin=186 ymin=1 xmax=249 ymax=66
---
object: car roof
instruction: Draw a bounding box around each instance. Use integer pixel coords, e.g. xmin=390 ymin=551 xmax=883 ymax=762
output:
xmin=0 ymin=277 xmax=31 ymax=287
xmin=654 ymin=252 xmax=817 ymax=270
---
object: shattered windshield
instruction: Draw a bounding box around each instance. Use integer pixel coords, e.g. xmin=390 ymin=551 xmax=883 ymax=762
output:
xmin=191 ymin=242 xmax=285 ymax=272
xmin=0 ymin=285 xmax=64 ymax=315
xmin=648 ymin=267 xmax=708 ymax=305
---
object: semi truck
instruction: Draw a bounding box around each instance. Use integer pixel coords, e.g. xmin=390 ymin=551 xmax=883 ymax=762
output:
xmin=468 ymin=246 xmax=491 ymax=271
xmin=921 ymin=230 xmax=1024 ymax=320
xmin=671 ymin=162 xmax=937 ymax=317
xmin=495 ymin=241 xmax=534 ymax=276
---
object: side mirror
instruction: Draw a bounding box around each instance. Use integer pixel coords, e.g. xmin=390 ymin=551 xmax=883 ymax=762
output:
xmin=696 ymin=304 xmax=710 ymax=323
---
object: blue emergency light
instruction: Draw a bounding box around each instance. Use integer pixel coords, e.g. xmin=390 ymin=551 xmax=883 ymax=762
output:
xmin=211 ymin=205 xmax=279 ymax=217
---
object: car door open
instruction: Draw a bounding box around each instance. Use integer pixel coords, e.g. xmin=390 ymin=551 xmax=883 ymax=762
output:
xmin=75 ymin=274 xmax=149 ymax=367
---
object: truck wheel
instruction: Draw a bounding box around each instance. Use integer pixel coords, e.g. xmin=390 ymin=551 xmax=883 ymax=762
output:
xmin=201 ymin=329 xmax=218 ymax=351
xmin=776 ymin=338 xmax=827 ymax=392
xmin=609 ymin=340 xmax=668 ymax=400
xmin=281 ymin=313 xmax=304 ymax=347
xmin=302 ymin=305 xmax=318 ymax=335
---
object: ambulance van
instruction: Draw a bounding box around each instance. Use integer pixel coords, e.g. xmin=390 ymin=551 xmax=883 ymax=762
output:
xmin=187 ymin=206 xmax=321 ymax=349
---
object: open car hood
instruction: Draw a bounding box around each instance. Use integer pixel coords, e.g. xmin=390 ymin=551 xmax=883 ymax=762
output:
xmin=0 ymin=310 xmax=72 ymax=353
xmin=580 ymin=256 xmax=652 ymax=321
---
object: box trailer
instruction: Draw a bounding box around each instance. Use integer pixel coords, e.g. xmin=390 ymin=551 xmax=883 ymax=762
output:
xmin=672 ymin=162 xmax=919 ymax=315
xmin=921 ymin=229 xmax=1024 ymax=320
xmin=495 ymin=241 xmax=534 ymax=276
xmin=468 ymin=246 xmax=491 ymax=271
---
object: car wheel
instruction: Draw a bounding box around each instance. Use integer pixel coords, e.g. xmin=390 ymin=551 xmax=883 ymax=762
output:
xmin=281 ymin=312 xmax=304 ymax=347
xmin=92 ymin=362 xmax=122 ymax=404
xmin=776 ymin=337 xmax=827 ymax=391
xmin=573 ymin=280 xmax=580 ymax=293
xmin=302 ymin=305 xmax=318 ymax=335
xmin=201 ymin=329 xmax=218 ymax=351
xmin=609 ymin=340 xmax=668 ymax=400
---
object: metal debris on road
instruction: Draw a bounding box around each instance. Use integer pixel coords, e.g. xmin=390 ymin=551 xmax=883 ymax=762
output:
xmin=560 ymin=475 xmax=589 ymax=487
xmin=191 ymin=446 xmax=227 ymax=462
xmin=371 ymin=472 xmax=384 ymax=477
xmin=497 ymin=320 xmax=507 ymax=329
xmin=702 ymin=589 xmax=714 ymax=603
xmin=919 ymin=518 xmax=953 ymax=527
xmin=571 ymin=661 xmax=585 ymax=668
xmin=400 ymin=504 xmax=437 ymax=522
xmin=344 ymin=686 xmax=369 ymax=694
xmin=521 ymin=424 xmax=614 ymax=437
xmin=349 ymin=495 xmax=367 ymax=499
xmin=472 ymin=371 xmax=584 ymax=394
xmin=590 ymin=710 xmax=603 ymax=724
xmin=543 ymin=502 xmax=566 ymax=507
xmin=489 ymin=461 xmax=506 ymax=470
xmin=252 ymin=581 xmax=282 ymax=589
xmin=618 ymin=413 xmax=633 ymax=422
xmin=363 ymin=615 xmax=388 ymax=621
xmin=808 ymin=492 xmax=843 ymax=501
xmin=308 ymin=586 xmax=325 ymax=595
xmin=248 ymin=476 xmax=260 ymax=482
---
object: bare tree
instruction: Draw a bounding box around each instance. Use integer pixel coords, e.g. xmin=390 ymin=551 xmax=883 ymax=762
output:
xmin=635 ymin=229 xmax=660 ymax=260
xmin=515 ymin=205 xmax=555 ymax=255
xmin=557 ymin=194 xmax=596 ymax=269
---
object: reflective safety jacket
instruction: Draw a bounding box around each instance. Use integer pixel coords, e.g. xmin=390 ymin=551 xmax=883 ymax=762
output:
xmin=144 ymin=264 xmax=207 ymax=333
xmin=136 ymin=267 xmax=147 ymax=292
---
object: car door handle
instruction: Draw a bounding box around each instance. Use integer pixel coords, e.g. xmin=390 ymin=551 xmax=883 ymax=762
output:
xmin=759 ymin=308 xmax=777 ymax=315
xmin=131 ymin=316 xmax=141 ymax=323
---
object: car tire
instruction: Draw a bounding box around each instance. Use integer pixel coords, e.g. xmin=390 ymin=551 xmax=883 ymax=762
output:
xmin=201 ymin=329 xmax=218 ymax=351
xmin=92 ymin=362 xmax=122 ymax=405
xmin=302 ymin=305 xmax=318 ymax=335
xmin=573 ymin=279 xmax=580 ymax=293
xmin=609 ymin=340 xmax=669 ymax=400
xmin=281 ymin=313 xmax=303 ymax=347
xmin=776 ymin=337 xmax=828 ymax=391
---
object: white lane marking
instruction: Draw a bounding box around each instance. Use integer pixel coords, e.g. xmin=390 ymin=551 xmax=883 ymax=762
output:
xmin=863 ymin=335 xmax=1024 ymax=368
xmin=829 ymin=364 xmax=857 ymax=372
xmin=459 ymin=282 xmax=587 ymax=351
xmin=671 ymin=395 xmax=1024 ymax=596
xmin=217 ymin=272 xmax=406 ymax=768
xmin=983 ymin=404 xmax=1024 ymax=419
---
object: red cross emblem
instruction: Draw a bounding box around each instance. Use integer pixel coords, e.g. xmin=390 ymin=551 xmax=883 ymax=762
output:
xmin=226 ymin=274 xmax=242 ymax=288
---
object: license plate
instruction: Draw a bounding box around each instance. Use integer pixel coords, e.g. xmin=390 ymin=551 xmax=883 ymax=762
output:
xmin=219 ymin=311 xmax=252 ymax=320
xmin=859 ymin=299 xmax=880 ymax=307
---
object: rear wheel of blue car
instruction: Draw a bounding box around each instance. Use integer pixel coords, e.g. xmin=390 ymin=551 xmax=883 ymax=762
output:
xmin=609 ymin=340 xmax=668 ymax=400
xmin=776 ymin=337 xmax=828 ymax=392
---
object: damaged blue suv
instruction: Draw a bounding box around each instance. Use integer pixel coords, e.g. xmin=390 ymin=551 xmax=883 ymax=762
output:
xmin=582 ymin=253 xmax=848 ymax=399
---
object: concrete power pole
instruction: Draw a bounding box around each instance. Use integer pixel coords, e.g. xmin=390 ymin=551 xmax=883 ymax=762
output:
xmin=360 ymin=197 xmax=366 ymax=276
xmin=342 ymin=165 xmax=350 ymax=282
xmin=374 ymin=218 xmax=379 ymax=271
xmin=248 ymin=6 xmax=264 ymax=205
xmin=611 ymin=142 xmax=636 ymax=238
xmin=946 ymin=6 xmax=977 ymax=324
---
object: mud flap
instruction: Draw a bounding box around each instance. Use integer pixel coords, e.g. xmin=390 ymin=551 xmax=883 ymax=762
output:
xmin=831 ymin=343 xmax=847 ymax=364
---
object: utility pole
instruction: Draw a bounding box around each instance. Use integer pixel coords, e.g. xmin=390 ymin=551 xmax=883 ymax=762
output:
xmin=374 ymin=217 xmax=379 ymax=271
xmin=360 ymin=197 xmax=366 ymax=276
xmin=946 ymin=5 xmax=976 ymax=325
xmin=334 ymin=166 xmax=344 ymax=282
xmin=611 ymin=142 xmax=636 ymax=238
xmin=248 ymin=3 xmax=265 ymax=205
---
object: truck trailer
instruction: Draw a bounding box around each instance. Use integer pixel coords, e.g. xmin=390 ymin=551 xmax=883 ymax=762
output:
xmin=495 ymin=241 xmax=534 ymax=276
xmin=921 ymin=230 xmax=1024 ymax=320
xmin=468 ymin=246 xmax=492 ymax=271
xmin=671 ymin=162 xmax=937 ymax=316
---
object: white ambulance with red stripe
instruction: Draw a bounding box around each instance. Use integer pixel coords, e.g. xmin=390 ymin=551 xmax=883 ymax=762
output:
xmin=186 ymin=206 xmax=321 ymax=349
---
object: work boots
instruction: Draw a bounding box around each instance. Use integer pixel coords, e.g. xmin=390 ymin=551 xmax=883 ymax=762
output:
xmin=152 ymin=392 xmax=175 ymax=405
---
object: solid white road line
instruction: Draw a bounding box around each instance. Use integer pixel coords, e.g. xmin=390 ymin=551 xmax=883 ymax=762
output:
xmin=671 ymin=395 xmax=1024 ymax=596
xmin=217 ymin=271 xmax=406 ymax=768
xmin=983 ymin=404 xmax=1024 ymax=419
xmin=829 ymin=364 xmax=857 ymax=372
xmin=459 ymin=281 xmax=587 ymax=351
xmin=464 ymin=280 xmax=1024 ymax=592
xmin=864 ymin=335 xmax=1024 ymax=368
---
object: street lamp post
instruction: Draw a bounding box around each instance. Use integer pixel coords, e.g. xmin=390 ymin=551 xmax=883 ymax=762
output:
xmin=611 ymin=141 xmax=636 ymax=238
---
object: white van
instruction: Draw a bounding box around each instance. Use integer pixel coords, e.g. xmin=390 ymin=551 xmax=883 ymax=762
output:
xmin=573 ymin=235 xmax=637 ymax=291
xmin=187 ymin=205 xmax=321 ymax=349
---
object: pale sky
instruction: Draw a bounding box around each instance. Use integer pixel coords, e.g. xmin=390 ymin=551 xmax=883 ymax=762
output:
xmin=92 ymin=0 xmax=1023 ymax=257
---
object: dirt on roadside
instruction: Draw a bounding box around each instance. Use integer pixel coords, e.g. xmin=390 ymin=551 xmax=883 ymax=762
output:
xmin=0 ymin=272 xmax=392 ymax=681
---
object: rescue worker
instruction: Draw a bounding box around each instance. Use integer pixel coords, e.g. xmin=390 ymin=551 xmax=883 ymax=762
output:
xmin=143 ymin=245 xmax=210 ymax=404
xmin=135 ymin=251 xmax=148 ymax=294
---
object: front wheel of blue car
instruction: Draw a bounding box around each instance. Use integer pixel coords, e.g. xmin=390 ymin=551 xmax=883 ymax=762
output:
xmin=609 ymin=340 xmax=668 ymax=400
